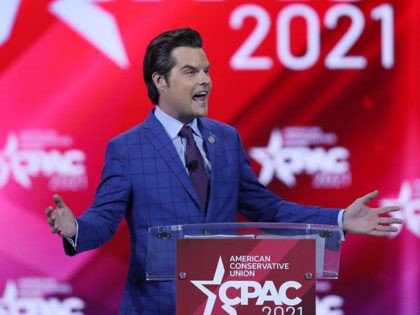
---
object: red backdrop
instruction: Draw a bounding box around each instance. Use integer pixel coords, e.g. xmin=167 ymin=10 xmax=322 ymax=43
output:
xmin=1 ymin=0 xmax=419 ymax=314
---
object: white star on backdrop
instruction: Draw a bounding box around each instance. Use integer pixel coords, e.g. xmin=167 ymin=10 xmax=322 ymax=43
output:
xmin=190 ymin=257 xmax=225 ymax=315
xmin=380 ymin=181 xmax=420 ymax=238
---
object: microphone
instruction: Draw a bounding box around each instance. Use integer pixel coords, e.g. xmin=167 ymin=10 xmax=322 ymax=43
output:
xmin=186 ymin=160 xmax=198 ymax=172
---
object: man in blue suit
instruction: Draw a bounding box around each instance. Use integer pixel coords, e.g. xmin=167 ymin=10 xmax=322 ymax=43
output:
xmin=46 ymin=28 xmax=402 ymax=314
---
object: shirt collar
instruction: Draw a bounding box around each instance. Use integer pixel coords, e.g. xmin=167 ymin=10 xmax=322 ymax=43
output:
xmin=154 ymin=106 xmax=202 ymax=139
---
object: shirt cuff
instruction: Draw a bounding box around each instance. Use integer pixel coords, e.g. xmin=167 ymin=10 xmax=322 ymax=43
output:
xmin=338 ymin=209 xmax=346 ymax=241
xmin=65 ymin=219 xmax=79 ymax=249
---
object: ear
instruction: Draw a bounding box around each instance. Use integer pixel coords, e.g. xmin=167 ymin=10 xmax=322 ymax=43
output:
xmin=152 ymin=72 xmax=167 ymax=92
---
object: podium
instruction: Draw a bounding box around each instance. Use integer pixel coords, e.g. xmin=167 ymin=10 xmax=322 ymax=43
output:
xmin=147 ymin=222 xmax=341 ymax=315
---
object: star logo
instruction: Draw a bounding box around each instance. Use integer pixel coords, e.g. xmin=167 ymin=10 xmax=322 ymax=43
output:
xmin=249 ymin=128 xmax=350 ymax=188
xmin=249 ymin=129 xmax=297 ymax=186
xmin=49 ymin=0 xmax=130 ymax=69
xmin=380 ymin=180 xmax=420 ymax=238
xmin=190 ymin=257 xmax=225 ymax=315
xmin=0 ymin=0 xmax=129 ymax=68
xmin=0 ymin=0 xmax=21 ymax=46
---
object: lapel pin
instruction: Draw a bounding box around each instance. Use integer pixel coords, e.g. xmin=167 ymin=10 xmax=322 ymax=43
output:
xmin=208 ymin=134 xmax=216 ymax=144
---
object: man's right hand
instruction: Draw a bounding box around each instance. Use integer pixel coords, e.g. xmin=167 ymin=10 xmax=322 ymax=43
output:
xmin=45 ymin=194 xmax=76 ymax=238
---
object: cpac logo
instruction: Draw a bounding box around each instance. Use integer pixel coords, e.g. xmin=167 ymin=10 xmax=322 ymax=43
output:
xmin=191 ymin=257 xmax=302 ymax=315
xmin=0 ymin=132 xmax=86 ymax=190
xmin=0 ymin=0 xmax=129 ymax=69
xmin=249 ymin=127 xmax=351 ymax=188
xmin=315 ymin=281 xmax=344 ymax=315
xmin=380 ymin=180 xmax=420 ymax=238
xmin=0 ymin=279 xmax=85 ymax=315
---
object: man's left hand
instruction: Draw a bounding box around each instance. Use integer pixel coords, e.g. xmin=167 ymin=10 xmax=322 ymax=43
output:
xmin=343 ymin=190 xmax=403 ymax=236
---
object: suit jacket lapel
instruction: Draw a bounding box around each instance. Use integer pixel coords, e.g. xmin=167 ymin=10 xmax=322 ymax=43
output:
xmin=142 ymin=110 xmax=202 ymax=207
xmin=198 ymin=119 xmax=219 ymax=214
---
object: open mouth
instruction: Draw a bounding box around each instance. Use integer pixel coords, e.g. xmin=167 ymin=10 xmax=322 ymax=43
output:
xmin=192 ymin=91 xmax=208 ymax=103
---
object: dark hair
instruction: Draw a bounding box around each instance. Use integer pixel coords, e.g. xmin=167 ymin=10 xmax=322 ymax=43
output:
xmin=143 ymin=27 xmax=203 ymax=104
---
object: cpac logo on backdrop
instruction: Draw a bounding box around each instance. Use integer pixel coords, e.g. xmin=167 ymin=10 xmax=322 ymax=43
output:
xmin=380 ymin=180 xmax=420 ymax=238
xmin=0 ymin=277 xmax=85 ymax=315
xmin=316 ymin=281 xmax=344 ymax=315
xmin=249 ymin=127 xmax=351 ymax=188
xmin=0 ymin=130 xmax=87 ymax=191
xmin=191 ymin=257 xmax=303 ymax=315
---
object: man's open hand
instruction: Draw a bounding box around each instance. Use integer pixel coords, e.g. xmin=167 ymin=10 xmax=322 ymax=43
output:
xmin=343 ymin=190 xmax=403 ymax=236
xmin=45 ymin=194 xmax=76 ymax=238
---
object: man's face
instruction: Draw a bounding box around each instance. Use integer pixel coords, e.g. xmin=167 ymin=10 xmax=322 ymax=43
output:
xmin=155 ymin=46 xmax=212 ymax=123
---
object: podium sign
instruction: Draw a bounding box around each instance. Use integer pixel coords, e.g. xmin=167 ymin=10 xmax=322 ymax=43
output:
xmin=176 ymin=238 xmax=316 ymax=315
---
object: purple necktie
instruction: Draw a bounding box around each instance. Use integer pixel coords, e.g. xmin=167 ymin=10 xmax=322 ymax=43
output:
xmin=179 ymin=125 xmax=209 ymax=210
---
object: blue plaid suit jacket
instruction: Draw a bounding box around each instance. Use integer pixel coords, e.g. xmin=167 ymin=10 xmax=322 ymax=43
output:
xmin=66 ymin=110 xmax=339 ymax=314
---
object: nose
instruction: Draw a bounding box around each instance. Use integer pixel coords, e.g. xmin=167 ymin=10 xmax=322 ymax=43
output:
xmin=198 ymin=71 xmax=211 ymax=85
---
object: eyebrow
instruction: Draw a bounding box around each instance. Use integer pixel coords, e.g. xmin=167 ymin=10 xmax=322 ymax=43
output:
xmin=180 ymin=64 xmax=211 ymax=71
